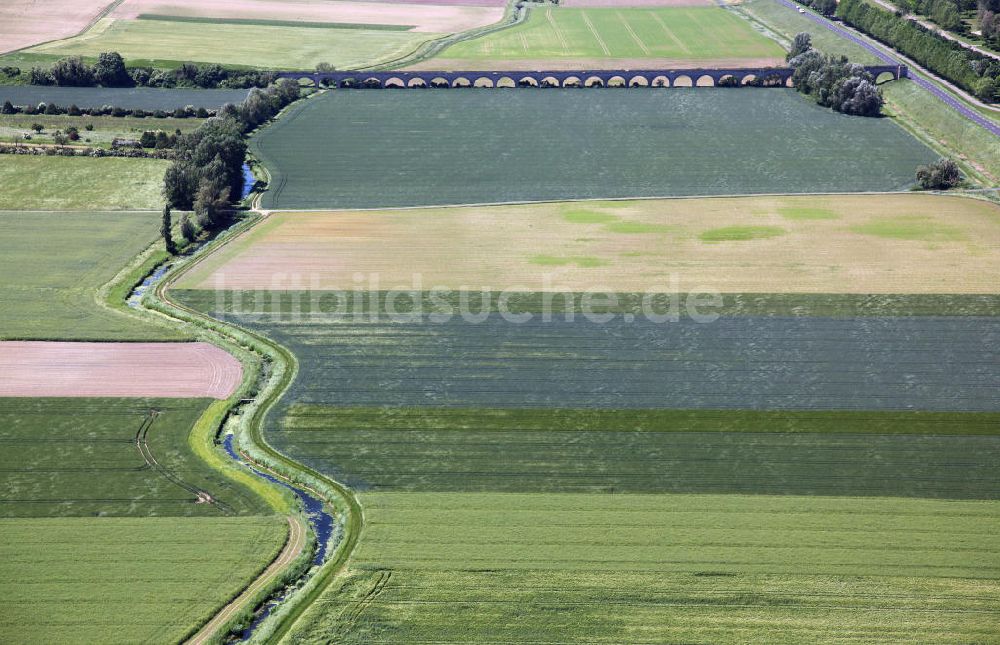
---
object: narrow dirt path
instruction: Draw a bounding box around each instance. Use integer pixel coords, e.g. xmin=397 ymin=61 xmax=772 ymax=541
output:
xmin=185 ymin=515 xmax=306 ymax=645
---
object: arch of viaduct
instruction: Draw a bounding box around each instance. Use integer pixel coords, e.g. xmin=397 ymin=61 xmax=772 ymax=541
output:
xmin=275 ymin=66 xmax=907 ymax=89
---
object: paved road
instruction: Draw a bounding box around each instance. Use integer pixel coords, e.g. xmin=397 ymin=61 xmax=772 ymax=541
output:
xmin=774 ymin=0 xmax=1000 ymax=137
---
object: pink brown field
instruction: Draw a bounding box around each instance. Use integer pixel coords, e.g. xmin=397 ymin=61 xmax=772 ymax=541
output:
xmin=114 ymin=0 xmax=505 ymax=32
xmin=0 ymin=0 xmax=114 ymax=54
xmin=0 ymin=342 xmax=242 ymax=399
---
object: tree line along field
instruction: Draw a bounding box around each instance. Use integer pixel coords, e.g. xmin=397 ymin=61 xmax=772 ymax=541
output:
xmin=176 ymin=194 xmax=1000 ymax=295
xmin=421 ymin=5 xmax=787 ymax=69
xmin=0 ymin=158 xmax=170 ymax=211
xmin=0 ymin=516 xmax=286 ymax=644
xmin=0 ymin=86 xmax=250 ymax=110
xmin=0 ymin=112 xmax=203 ymax=150
xmin=0 ymin=211 xmax=182 ymax=340
xmin=251 ymin=91 xmax=935 ymax=210
xmin=286 ymin=492 xmax=1000 ymax=644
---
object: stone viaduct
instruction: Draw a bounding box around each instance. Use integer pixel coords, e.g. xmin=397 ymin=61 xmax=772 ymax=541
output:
xmin=275 ymin=65 xmax=907 ymax=89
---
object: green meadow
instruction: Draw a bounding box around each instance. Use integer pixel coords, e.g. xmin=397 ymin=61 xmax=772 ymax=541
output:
xmin=0 ymin=210 xmax=182 ymax=340
xmin=436 ymin=6 xmax=785 ymax=63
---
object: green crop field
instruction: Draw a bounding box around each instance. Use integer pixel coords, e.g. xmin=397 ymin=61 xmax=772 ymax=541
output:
xmin=0 ymin=398 xmax=288 ymax=643
xmin=25 ymin=17 xmax=433 ymax=70
xmin=0 ymin=516 xmax=286 ymax=644
xmin=0 ymin=398 xmax=272 ymax=517
xmin=432 ymin=6 xmax=785 ymax=67
xmin=178 ymin=181 xmax=1000 ymax=643
xmin=252 ymin=91 xmax=934 ymax=209
xmin=0 ymin=156 xmax=169 ymax=211
xmin=285 ymin=492 xmax=1000 ymax=644
xmin=0 ymin=210 xmax=183 ymax=340
xmin=273 ymin=406 xmax=1000 ymax=497
xmin=178 ymin=280 xmax=1000 ymax=641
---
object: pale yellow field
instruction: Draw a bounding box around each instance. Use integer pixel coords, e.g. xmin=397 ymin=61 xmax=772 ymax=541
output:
xmin=179 ymin=194 xmax=1000 ymax=294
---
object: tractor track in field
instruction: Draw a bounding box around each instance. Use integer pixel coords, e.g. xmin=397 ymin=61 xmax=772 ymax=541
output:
xmin=133 ymin=410 xmax=236 ymax=514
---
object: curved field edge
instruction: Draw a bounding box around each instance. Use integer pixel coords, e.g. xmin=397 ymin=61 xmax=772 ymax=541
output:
xmin=146 ymin=213 xmax=364 ymax=643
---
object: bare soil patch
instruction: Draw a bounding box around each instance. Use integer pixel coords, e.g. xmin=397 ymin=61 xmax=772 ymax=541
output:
xmin=114 ymin=0 xmax=503 ymax=33
xmin=0 ymin=342 xmax=242 ymax=398
xmin=0 ymin=0 xmax=115 ymax=54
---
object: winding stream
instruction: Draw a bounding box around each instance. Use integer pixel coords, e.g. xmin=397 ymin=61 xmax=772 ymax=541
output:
xmin=222 ymin=436 xmax=337 ymax=641
xmin=126 ymin=238 xmax=338 ymax=642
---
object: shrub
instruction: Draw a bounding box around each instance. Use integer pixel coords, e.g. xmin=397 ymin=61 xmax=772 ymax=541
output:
xmin=51 ymin=56 xmax=94 ymax=86
xmin=916 ymin=158 xmax=963 ymax=189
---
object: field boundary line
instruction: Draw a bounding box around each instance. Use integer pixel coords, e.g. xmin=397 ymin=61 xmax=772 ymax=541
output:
xmin=259 ymin=189 xmax=985 ymax=214
xmin=581 ymin=10 xmax=612 ymax=57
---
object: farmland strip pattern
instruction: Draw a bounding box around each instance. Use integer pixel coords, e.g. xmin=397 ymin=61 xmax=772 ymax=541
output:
xmin=196 ymin=283 xmax=1000 ymax=642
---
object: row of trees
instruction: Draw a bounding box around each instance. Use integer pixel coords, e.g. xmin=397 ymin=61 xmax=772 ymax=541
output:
xmin=889 ymin=0 xmax=968 ymax=31
xmin=837 ymin=0 xmax=1000 ymax=101
xmin=2 ymin=100 xmax=214 ymax=119
xmin=887 ymin=0 xmax=1000 ymax=49
xmin=23 ymin=52 xmax=276 ymax=89
xmin=163 ymin=79 xmax=300 ymax=245
xmin=787 ymin=33 xmax=885 ymax=116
